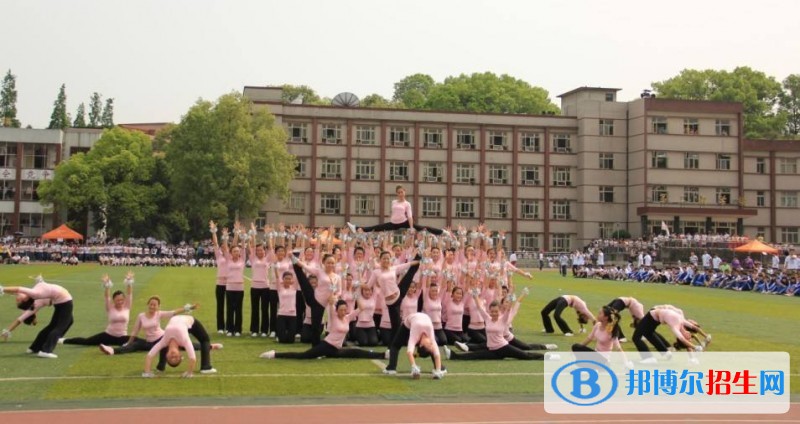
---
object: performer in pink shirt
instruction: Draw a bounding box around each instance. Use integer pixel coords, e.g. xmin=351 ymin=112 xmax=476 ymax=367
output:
xmin=63 ymin=273 xmax=134 ymax=347
xmin=442 ymin=286 xmax=466 ymax=345
xmin=606 ymin=296 xmax=645 ymax=342
xmin=209 ymin=220 xmax=228 ymax=334
xmin=249 ymin=225 xmax=271 ymax=337
xmin=347 ymin=185 xmax=446 ymax=236
xmin=354 ymin=285 xmax=379 ymax=346
xmin=142 ymin=315 xmax=217 ymax=377
xmin=367 ymin=250 xmax=421 ymax=339
xmin=275 ymin=271 xmax=300 ymax=343
xmin=383 ymin=312 xmax=446 ymax=379
xmin=1 ymin=276 xmax=74 ymax=358
xmin=541 ymin=294 xmax=596 ymax=336
xmin=292 ymin=253 xmax=342 ymax=346
xmin=99 ymin=295 xmax=198 ymax=354
xmin=572 ymin=305 xmax=632 ymax=367
xmin=633 ymin=305 xmax=710 ymax=363
xmin=1 ymin=298 xmax=53 ymax=342
xmin=224 ymin=222 xmax=247 ymax=337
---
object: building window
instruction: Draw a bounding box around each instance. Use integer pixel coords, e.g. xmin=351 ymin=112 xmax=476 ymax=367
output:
xmin=354 ymin=195 xmax=376 ymax=215
xmin=651 ymin=151 xmax=668 ymax=168
xmin=552 ymin=134 xmax=571 ymax=153
xmin=354 ymin=160 xmax=376 ymax=180
xmin=651 ymin=117 xmax=667 ymax=134
xmin=488 ymin=198 xmax=509 ymax=218
xmin=294 ymin=158 xmax=308 ymax=178
xmin=423 ymin=128 xmax=443 ymax=149
xmin=715 ymin=119 xmax=731 ymax=136
xmin=551 ymin=233 xmax=571 ymax=252
xmin=599 ymin=186 xmax=614 ymax=203
xmin=0 ymin=143 xmax=18 ymax=167
xmin=780 ymin=191 xmax=798 ymax=208
xmin=779 ymin=158 xmax=797 ymax=174
xmin=518 ymin=233 xmax=539 ymax=250
xmin=520 ymin=132 xmax=541 ymax=152
xmin=422 ymin=162 xmax=444 ymax=183
xmin=684 ymin=153 xmax=699 ymax=169
xmin=18 ymin=213 xmax=43 ymax=236
xmin=320 ymin=160 xmax=342 ymax=179
xmin=320 ymin=194 xmax=341 ymax=214
xmin=455 ymin=198 xmax=475 ymax=218
xmin=456 ymin=129 xmax=476 ymax=150
xmin=286 ymin=122 xmax=308 ymax=143
xmin=520 ymin=166 xmax=540 ymax=185
xmin=22 ymin=144 xmax=56 ymax=169
xmin=389 ymin=127 xmax=410 ymax=147
xmin=0 ymin=212 xmax=11 ymax=236
xmin=355 ymin=126 xmax=376 ymax=145
xmin=520 ymin=200 xmax=539 ymax=219
xmin=455 ymin=164 xmax=476 ymax=184
xmin=422 ymin=197 xmax=442 ymax=217
xmin=487 ymin=131 xmax=508 ymax=150
xmin=1 ymin=179 xmax=14 ymax=200
xmin=599 ymin=222 xmax=615 ymax=239
xmin=716 ymin=188 xmax=731 ymax=205
xmin=683 ymin=119 xmax=699 ymax=135
xmin=320 ymin=124 xmax=342 ymax=144
xmin=389 ymin=161 xmax=409 ymax=181
xmin=553 ymin=167 xmax=571 ymax=186
xmin=756 ymin=191 xmax=766 ymax=207
xmin=254 ymin=211 xmax=268 ymax=229
xmin=552 ymin=200 xmax=571 ymax=220
xmin=651 ymin=185 xmax=668 ymax=203
xmin=488 ymin=165 xmax=508 ymax=185
xmin=20 ymin=180 xmax=39 ymax=201
xmin=599 ymin=153 xmax=614 ymax=170
xmin=756 ymin=227 xmax=766 ymax=239
xmin=781 ymin=227 xmax=799 ymax=244
xmin=756 ymin=158 xmax=766 ymax=174
xmin=285 ymin=194 xmax=306 ymax=213
xmin=683 ymin=186 xmax=699 ymax=203
xmin=599 ymin=119 xmax=614 ymax=136
xmin=605 ymin=92 xmax=615 ymax=102
xmin=716 ymin=154 xmax=731 ymax=170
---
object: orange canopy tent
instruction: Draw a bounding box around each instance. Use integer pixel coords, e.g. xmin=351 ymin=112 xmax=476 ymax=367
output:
xmin=41 ymin=224 xmax=84 ymax=241
xmin=733 ymin=240 xmax=778 ymax=255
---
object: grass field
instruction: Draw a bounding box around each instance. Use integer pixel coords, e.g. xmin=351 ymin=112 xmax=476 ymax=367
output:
xmin=0 ymin=264 xmax=797 ymax=410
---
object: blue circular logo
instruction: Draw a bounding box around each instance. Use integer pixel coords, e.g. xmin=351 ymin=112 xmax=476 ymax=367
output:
xmin=551 ymin=360 xmax=618 ymax=406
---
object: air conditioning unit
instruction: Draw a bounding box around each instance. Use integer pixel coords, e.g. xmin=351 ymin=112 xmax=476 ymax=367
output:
xmin=522 ymin=180 xmax=534 ymax=186
xmin=426 ymin=176 xmax=439 ymax=183
xmin=323 ymin=138 xmax=339 ymax=145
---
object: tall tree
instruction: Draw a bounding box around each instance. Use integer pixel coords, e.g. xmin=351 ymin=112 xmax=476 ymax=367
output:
xmin=48 ymin=84 xmax=70 ymax=130
xmin=652 ymin=67 xmax=785 ymax=139
xmin=281 ymin=84 xmax=329 ymax=105
xmin=73 ymin=103 xmax=87 ymax=128
xmin=0 ymin=69 xmax=21 ymax=127
xmin=162 ymin=92 xmax=296 ymax=240
xmin=780 ymin=74 xmax=800 ymax=137
xmin=88 ymin=92 xmax=102 ymax=128
xmin=360 ymin=93 xmax=395 ymax=108
xmin=424 ymin=72 xmax=560 ymax=115
xmin=392 ymin=73 xmax=435 ymax=109
xmin=101 ymin=98 xmax=114 ymax=128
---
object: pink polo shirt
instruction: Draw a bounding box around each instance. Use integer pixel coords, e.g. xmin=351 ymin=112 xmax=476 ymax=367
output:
xmin=131 ymin=310 xmax=176 ymax=342
xmin=389 ymin=199 xmax=412 ymax=224
xmin=324 ymin=304 xmax=359 ymax=348
xmin=19 ymin=282 xmax=72 ymax=305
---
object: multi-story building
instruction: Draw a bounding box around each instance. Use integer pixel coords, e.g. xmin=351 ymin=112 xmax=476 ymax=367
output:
xmin=245 ymin=85 xmax=800 ymax=251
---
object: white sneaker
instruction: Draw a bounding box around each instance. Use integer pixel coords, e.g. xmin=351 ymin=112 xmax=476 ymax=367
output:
xmin=261 ymin=333 xmax=268 ymax=338
xmin=639 ymin=357 xmax=657 ymax=364
xmin=564 ymin=333 xmax=574 ymax=337
xmin=234 ymin=332 xmax=241 ymax=337
xmin=432 ymin=369 xmax=445 ymax=380
xmin=269 ymin=332 xmax=276 ymax=338
xmin=251 ymin=333 xmax=258 ymax=338
xmin=410 ymin=365 xmax=421 ymax=379
xmin=384 ymin=350 xmax=390 ymax=360
xmin=618 ymin=338 xmax=628 ymax=343
xmin=579 ymin=328 xmax=587 ymax=334
xmin=346 ymin=222 xmax=357 ymax=233
xmin=99 ymin=344 xmax=114 ymax=355
xmin=26 ymin=349 xmax=35 ymax=354
xmin=211 ymin=343 xmax=224 ymax=350
xmin=200 ymin=368 xmax=217 ymax=374
xmin=455 ymin=341 xmax=469 ymax=352
xmin=664 ymin=350 xmax=673 ymax=360
xmin=382 ymin=368 xmax=397 ymax=375
xmin=259 ymin=350 xmax=276 ymax=359
xmin=545 ymin=353 xmax=561 ymax=361
xmin=443 ymin=345 xmax=452 ymax=360
xmin=226 ymin=332 xmax=233 ymax=337
xmin=57 ymin=338 xmax=65 ymax=345
xmin=217 ymin=330 xmax=225 ymax=335
xmin=37 ymin=351 xmax=58 ymax=359
xmin=141 ymin=372 xmax=155 ymax=378
xmin=545 ymin=344 xmax=558 ymax=350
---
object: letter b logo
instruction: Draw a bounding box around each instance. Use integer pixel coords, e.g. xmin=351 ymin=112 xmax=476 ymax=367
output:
xmin=570 ymin=368 xmax=601 ymax=399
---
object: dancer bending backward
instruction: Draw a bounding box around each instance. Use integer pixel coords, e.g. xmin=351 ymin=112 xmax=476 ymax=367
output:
xmin=1 ymin=277 xmax=74 ymax=358
xmin=367 ymin=250 xmax=421 ymax=338
xmin=142 ymin=314 xmax=219 ymax=377
xmin=259 ymin=295 xmax=386 ymax=360
xmin=384 ymin=312 xmax=446 ymax=379
xmin=1 ymin=298 xmax=53 ymax=341
xmin=347 ymin=185 xmax=446 ymax=236
xmin=572 ymin=305 xmax=633 ymax=367
xmin=63 ymin=273 xmax=134 ymax=347
xmin=292 ymin=253 xmax=342 ymax=346
xmin=606 ymin=296 xmax=645 ymax=342
xmin=541 ymin=294 xmax=596 ymax=336
xmin=633 ymin=305 xmax=710 ymax=363
xmin=209 ymin=220 xmax=228 ymax=334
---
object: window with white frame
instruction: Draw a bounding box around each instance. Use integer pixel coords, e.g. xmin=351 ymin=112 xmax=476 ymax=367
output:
xmin=0 ymin=212 xmax=11 ymax=236
xmin=389 ymin=161 xmax=409 ymax=181
xmin=684 ymin=153 xmax=699 ymax=169
xmin=756 ymin=191 xmax=766 ymax=207
xmin=455 ymin=198 xmax=475 ymax=218
xmin=652 ymin=117 xmax=667 ymax=134
xmin=651 ymin=185 xmax=668 ymax=203
xmin=520 ymin=200 xmax=539 ymax=219
xmin=20 ymin=180 xmax=39 ymax=201
xmin=552 ymin=200 xmax=571 ymax=220
xmin=354 ymin=195 xmax=376 ymax=215
xmin=599 ymin=222 xmax=616 ymax=239
xmin=781 ymin=227 xmax=799 ymax=244
xmin=520 ymin=165 xmax=540 ymax=185
xmin=520 ymin=132 xmax=541 ymax=152
xmin=422 ymin=197 xmax=442 ymax=217
xmin=355 ymin=126 xmax=376 ymax=145
xmin=456 ymin=129 xmax=476 ymax=149
xmin=716 ymin=154 xmax=731 ymax=170
xmin=320 ymin=194 xmax=341 ymax=214
xmin=422 ymin=162 xmax=444 ymax=183
xmin=716 ymin=188 xmax=731 ymax=205
xmin=18 ymin=213 xmax=43 ymax=235
xmin=651 ymin=151 xmax=668 ymax=168
xmin=756 ymin=158 xmax=766 ymax=174
xmin=455 ymin=164 xmax=476 ymax=184
xmin=320 ymin=159 xmax=342 ymax=179
xmin=779 ymin=158 xmax=797 ymax=174
xmin=286 ymin=122 xmax=309 ymax=143
xmin=683 ymin=186 xmax=699 ymax=203
xmin=715 ymin=119 xmax=731 ymax=136
xmin=488 ymin=165 xmax=509 ymax=185
xmin=423 ymin=128 xmax=443 ymax=149
xmin=599 ymin=153 xmax=614 ymax=170
xmin=389 ymin=127 xmax=410 ymax=147
xmin=599 ymin=119 xmax=614 ymax=136
xmin=780 ymin=191 xmax=798 ymax=208
xmin=599 ymin=186 xmax=614 ymax=203
xmin=518 ymin=233 xmax=539 ymax=250
xmin=354 ymin=160 xmax=376 ymax=180
xmin=255 ymin=212 xmax=267 ymax=228
xmin=552 ymin=134 xmax=571 ymax=153
xmin=551 ymin=233 xmax=571 ymax=252
xmin=0 ymin=143 xmax=17 ymax=168
xmin=552 ymin=167 xmax=571 ymax=186
xmin=487 ymin=131 xmax=508 ymax=150
xmin=683 ymin=119 xmax=699 ymax=135
xmin=0 ymin=179 xmax=14 ymax=200
xmin=295 ymin=158 xmax=308 ymax=178
xmin=22 ymin=144 xmax=56 ymax=169
xmin=320 ymin=124 xmax=342 ymax=144
xmin=756 ymin=227 xmax=766 ymax=239
xmin=488 ymin=198 xmax=509 ymax=218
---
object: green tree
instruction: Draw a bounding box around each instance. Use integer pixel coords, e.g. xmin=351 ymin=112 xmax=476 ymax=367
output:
xmin=88 ymin=92 xmax=102 ymax=128
xmin=392 ymin=73 xmax=435 ymax=109
xmin=281 ymin=84 xmax=330 ymax=105
xmin=48 ymin=84 xmax=70 ymax=130
xmin=652 ymin=67 xmax=786 ymax=139
xmin=360 ymin=93 xmax=394 ymax=108
xmin=162 ymin=92 xmax=296 ymax=239
xmin=101 ymin=98 xmax=114 ymax=128
xmin=73 ymin=103 xmax=87 ymax=128
xmin=38 ymin=127 xmax=167 ymax=239
xmin=1 ymin=69 xmax=21 ymax=127
xmin=424 ymin=72 xmax=560 ymax=115
xmin=780 ymin=74 xmax=800 ymax=137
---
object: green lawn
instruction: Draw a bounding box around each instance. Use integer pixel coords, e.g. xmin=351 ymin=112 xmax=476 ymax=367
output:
xmin=0 ymin=264 xmax=797 ymax=410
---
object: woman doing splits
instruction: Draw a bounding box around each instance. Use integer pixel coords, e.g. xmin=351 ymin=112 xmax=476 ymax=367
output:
xmin=142 ymin=315 xmax=219 ymax=377
xmin=633 ymin=305 xmax=710 ymax=364
xmin=383 ymin=312 xmax=446 ymax=379
xmin=571 ymin=305 xmax=633 ymax=367
xmin=63 ymin=273 xmax=134 ymax=347
xmin=347 ymin=185 xmax=446 ymax=236
xmin=541 ymin=294 xmax=596 ymax=336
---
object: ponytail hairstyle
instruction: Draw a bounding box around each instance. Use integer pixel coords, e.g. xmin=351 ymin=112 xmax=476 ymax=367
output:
xmin=602 ymin=305 xmax=623 ymax=339
xmin=23 ymin=314 xmax=38 ymax=326
xmin=576 ymin=312 xmax=589 ymax=325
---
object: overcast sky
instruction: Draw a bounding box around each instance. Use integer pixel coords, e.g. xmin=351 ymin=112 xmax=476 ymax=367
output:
xmin=3 ymin=0 xmax=798 ymax=128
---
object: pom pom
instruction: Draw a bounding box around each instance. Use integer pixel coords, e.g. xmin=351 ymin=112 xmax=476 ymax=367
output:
xmin=184 ymin=304 xmax=194 ymax=313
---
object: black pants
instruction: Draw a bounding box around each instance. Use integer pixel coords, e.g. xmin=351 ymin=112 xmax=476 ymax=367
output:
xmin=358 ymin=220 xmax=443 ymax=236
xmin=64 ymin=332 xmax=128 ymax=346
xmin=560 ymin=265 xmax=568 ymax=276
xmin=354 ymin=326 xmax=379 ymax=347
xmin=30 ymin=301 xmax=74 ymax=354
xmin=276 ymin=315 xmax=297 ymax=344
xmin=445 ymin=329 xmax=465 ymax=345
xmin=386 ymin=256 xmax=421 ymax=339
xmin=385 ymin=324 xmax=439 ymax=371
xmin=300 ymin=323 xmax=315 ymax=344
xmin=541 ymin=297 xmax=572 ymax=334
xmin=467 ymin=328 xmax=487 ymax=344
xmin=294 ymin=264 xmax=326 ymax=346
xmin=380 ymin=327 xmax=393 ymax=346
xmin=510 ymin=337 xmax=548 ymax=351
xmin=250 ymin=287 xmax=270 ymax=334
xmin=158 ymin=318 xmax=213 ymax=371
xmin=450 ymin=344 xmax=544 ymax=360
xmin=275 ymin=340 xmax=384 ymax=360
xmin=226 ymin=290 xmax=244 ymax=334
xmin=632 ymin=312 xmax=669 ymax=358
xmin=607 ymin=298 xmax=628 ymax=339
xmin=117 ymin=337 xmax=196 ymax=371
xmin=433 ymin=328 xmax=447 ymax=346
xmin=268 ymin=288 xmax=278 ymax=333
xmin=571 ymin=343 xmax=610 ymax=364
xmin=295 ymin=291 xmax=305 ymax=335
xmin=215 ymin=285 xmax=226 ymax=332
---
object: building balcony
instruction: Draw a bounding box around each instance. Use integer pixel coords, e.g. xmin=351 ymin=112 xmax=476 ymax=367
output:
xmin=637 ymin=201 xmax=757 ymax=217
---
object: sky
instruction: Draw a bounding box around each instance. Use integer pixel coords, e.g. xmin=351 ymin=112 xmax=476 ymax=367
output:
xmin=3 ymin=0 xmax=799 ymax=128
